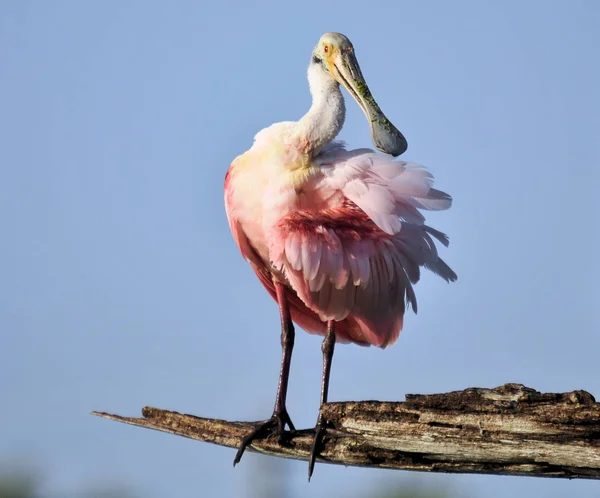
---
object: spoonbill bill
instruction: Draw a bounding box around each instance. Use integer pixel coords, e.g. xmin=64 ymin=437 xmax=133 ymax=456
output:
xmin=224 ymin=32 xmax=457 ymax=478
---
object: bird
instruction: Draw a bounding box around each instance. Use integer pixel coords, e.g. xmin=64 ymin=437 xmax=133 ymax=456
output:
xmin=224 ymin=32 xmax=457 ymax=479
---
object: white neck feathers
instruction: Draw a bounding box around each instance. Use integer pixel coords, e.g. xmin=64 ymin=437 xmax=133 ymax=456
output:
xmin=296 ymin=64 xmax=346 ymax=155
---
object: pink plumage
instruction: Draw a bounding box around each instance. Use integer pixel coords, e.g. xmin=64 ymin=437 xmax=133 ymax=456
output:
xmin=225 ymin=140 xmax=456 ymax=348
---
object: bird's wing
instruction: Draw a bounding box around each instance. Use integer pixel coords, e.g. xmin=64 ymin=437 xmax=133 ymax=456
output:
xmin=315 ymin=144 xmax=456 ymax=282
xmin=315 ymin=144 xmax=452 ymax=236
xmin=267 ymin=146 xmax=456 ymax=347
xmin=270 ymin=206 xmax=417 ymax=347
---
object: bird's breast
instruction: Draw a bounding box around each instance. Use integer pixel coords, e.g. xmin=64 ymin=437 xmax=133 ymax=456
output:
xmin=227 ymin=143 xmax=326 ymax=264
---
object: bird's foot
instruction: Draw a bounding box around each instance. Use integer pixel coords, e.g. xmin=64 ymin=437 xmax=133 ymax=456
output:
xmin=233 ymin=409 xmax=296 ymax=466
xmin=308 ymin=413 xmax=331 ymax=481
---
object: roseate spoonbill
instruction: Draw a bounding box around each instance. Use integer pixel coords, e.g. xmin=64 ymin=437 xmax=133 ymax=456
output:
xmin=224 ymin=32 xmax=456 ymax=478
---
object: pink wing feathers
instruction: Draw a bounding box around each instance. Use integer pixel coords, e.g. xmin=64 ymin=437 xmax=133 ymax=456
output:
xmin=268 ymin=143 xmax=457 ymax=348
xmin=316 ymin=142 xmax=454 ymax=234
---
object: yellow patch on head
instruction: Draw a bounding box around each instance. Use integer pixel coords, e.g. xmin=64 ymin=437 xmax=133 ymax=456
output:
xmin=323 ymin=45 xmax=338 ymax=74
xmin=315 ymin=33 xmax=352 ymax=77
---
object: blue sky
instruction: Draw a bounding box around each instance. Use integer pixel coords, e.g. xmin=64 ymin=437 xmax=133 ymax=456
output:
xmin=1 ymin=1 xmax=599 ymax=497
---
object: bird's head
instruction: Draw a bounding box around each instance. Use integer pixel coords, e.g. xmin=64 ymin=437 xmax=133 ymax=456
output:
xmin=310 ymin=32 xmax=408 ymax=157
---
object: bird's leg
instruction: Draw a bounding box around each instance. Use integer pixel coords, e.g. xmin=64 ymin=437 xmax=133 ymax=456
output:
xmin=233 ymin=280 xmax=296 ymax=466
xmin=308 ymin=320 xmax=336 ymax=480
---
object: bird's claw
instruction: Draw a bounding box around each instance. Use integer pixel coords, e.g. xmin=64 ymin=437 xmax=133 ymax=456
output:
xmin=233 ymin=409 xmax=295 ymax=467
xmin=308 ymin=414 xmax=330 ymax=481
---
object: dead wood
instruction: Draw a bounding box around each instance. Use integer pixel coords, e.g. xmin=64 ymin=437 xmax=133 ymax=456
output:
xmin=92 ymin=383 xmax=600 ymax=479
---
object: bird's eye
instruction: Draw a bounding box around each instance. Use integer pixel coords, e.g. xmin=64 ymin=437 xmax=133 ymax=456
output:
xmin=324 ymin=45 xmax=329 ymax=53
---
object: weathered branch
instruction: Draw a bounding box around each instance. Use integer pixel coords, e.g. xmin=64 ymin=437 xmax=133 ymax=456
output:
xmin=92 ymin=383 xmax=600 ymax=479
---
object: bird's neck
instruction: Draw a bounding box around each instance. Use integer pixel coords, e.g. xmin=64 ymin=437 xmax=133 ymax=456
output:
xmin=297 ymin=69 xmax=346 ymax=156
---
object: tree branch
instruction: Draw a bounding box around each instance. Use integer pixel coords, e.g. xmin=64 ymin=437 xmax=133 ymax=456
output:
xmin=92 ymin=383 xmax=600 ymax=479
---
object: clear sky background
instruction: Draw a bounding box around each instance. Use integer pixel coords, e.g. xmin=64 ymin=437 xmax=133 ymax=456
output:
xmin=1 ymin=1 xmax=599 ymax=497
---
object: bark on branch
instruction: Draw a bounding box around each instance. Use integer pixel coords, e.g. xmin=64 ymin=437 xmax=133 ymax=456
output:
xmin=92 ymin=383 xmax=600 ymax=479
